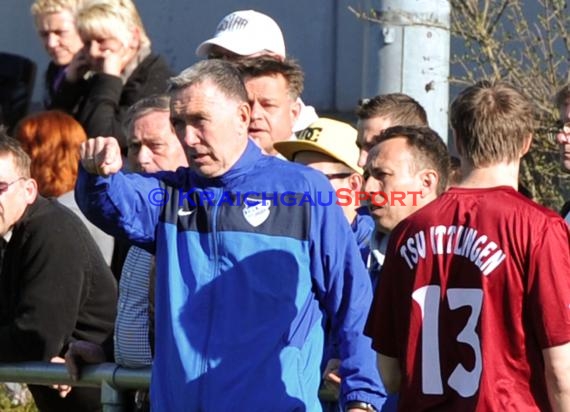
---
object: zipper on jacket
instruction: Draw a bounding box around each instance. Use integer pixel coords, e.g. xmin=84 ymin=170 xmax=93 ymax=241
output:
xmin=201 ymin=187 xmax=221 ymax=403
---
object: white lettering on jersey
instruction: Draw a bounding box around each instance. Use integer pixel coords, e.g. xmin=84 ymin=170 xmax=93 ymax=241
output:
xmin=400 ymin=226 xmax=506 ymax=275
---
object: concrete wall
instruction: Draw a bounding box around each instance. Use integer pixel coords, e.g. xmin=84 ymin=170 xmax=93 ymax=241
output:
xmin=3 ymin=0 xmax=366 ymax=113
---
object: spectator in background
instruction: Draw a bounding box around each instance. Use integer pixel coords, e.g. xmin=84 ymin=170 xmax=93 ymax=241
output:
xmin=555 ymin=83 xmax=570 ymax=221
xmin=196 ymin=9 xmax=318 ymax=131
xmin=0 ymin=132 xmax=116 ymax=412
xmin=237 ymin=57 xmax=303 ymax=155
xmin=366 ymin=81 xmax=570 ymax=411
xmin=14 ymin=110 xmax=114 ymax=264
xmin=53 ymin=0 xmax=172 ymax=151
xmin=356 ymin=93 xmax=428 ymax=168
xmin=30 ymin=0 xmax=85 ymax=109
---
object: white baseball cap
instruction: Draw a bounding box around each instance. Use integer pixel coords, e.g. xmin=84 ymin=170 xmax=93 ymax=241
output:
xmin=196 ymin=10 xmax=286 ymax=58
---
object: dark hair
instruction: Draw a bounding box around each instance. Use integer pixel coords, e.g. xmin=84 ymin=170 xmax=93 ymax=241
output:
xmin=236 ymin=56 xmax=304 ymax=100
xmin=0 ymin=128 xmax=31 ymax=178
xmin=369 ymin=125 xmax=450 ymax=194
xmin=450 ymin=80 xmax=535 ymax=167
xmin=356 ymin=93 xmax=428 ymax=126
xmin=168 ymin=59 xmax=248 ymax=103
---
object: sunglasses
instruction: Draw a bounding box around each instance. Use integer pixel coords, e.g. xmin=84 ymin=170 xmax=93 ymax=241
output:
xmin=324 ymin=172 xmax=353 ymax=180
xmin=0 ymin=177 xmax=25 ymax=194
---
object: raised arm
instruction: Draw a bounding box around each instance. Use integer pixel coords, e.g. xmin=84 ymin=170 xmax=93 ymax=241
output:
xmin=75 ymin=137 xmax=164 ymax=248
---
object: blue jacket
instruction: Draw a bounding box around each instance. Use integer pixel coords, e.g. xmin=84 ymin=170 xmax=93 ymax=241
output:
xmin=352 ymin=208 xmax=374 ymax=264
xmin=76 ymin=141 xmax=387 ymax=411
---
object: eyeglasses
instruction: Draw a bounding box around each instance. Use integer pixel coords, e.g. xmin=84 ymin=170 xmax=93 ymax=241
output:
xmin=324 ymin=172 xmax=353 ymax=180
xmin=0 ymin=177 xmax=25 ymax=194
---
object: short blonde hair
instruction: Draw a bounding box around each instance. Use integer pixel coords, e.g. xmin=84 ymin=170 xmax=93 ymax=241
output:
xmin=31 ymin=0 xmax=83 ymax=16
xmin=77 ymin=0 xmax=150 ymax=49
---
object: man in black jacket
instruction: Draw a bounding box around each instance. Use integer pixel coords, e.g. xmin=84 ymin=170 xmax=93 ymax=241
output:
xmin=0 ymin=132 xmax=117 ymax=412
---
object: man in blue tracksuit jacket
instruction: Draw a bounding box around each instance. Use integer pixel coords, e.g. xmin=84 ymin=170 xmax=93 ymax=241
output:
xmin=75 ymin=59 xmax=385 ymax=412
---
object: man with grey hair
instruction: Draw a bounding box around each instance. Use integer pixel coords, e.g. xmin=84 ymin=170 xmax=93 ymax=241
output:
xmin=75 ymin=59 xmax=387 ymax=412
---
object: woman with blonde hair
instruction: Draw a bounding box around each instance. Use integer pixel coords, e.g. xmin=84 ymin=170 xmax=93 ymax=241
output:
xmin=53 ymin=0 xmax=172 ymax=150
xmin=14 ymin=110 xmax=114 ymax=264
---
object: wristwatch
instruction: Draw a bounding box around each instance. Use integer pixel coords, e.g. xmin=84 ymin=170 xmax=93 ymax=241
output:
xmin=346 ymin=401 xmax=376 ymax=411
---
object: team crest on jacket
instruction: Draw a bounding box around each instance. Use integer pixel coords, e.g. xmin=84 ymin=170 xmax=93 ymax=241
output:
xmin=242 ymin=196 xmax=271 ymax=227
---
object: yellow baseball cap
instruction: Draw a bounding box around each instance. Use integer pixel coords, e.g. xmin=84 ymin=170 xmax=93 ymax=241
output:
xmin=274 ymin=118 xmax=362 ymax=174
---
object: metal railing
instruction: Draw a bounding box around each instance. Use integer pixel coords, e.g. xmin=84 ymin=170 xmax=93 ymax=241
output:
xmin=0 ymin=362 xmax=338 ymax=410
xmin=0 ymin=362 xmax=150 ymax=412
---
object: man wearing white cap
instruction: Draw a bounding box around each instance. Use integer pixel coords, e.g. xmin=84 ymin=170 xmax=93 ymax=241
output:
xmin=196 ymin=9 xmax=318 ymax=132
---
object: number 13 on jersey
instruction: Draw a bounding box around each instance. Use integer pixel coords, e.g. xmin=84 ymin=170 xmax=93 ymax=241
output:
xmin=412 ymin=286 xmax=483 ymax=398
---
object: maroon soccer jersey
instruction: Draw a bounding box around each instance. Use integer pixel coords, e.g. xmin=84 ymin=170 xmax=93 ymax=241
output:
xmin=365 ymin=186 xmax=570 ymax=411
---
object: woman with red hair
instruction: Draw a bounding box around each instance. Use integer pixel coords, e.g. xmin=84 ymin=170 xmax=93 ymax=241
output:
xmin=14 ymin=110 xmax=113 ymax=264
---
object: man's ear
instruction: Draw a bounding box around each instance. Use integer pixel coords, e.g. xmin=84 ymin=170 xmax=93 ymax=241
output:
xmin=290 ymin=99 xmax=301 ymax=125
xmin=520 ymin=133 xmax=532 ymax=157
xmin=348 ymin=172 xmax=363 ymax=192
xmin=23 ymin=178 xmax=38 ymax=205
xmin=418 ymin=169 xmax=439 ymax=198
xmin=237 ymin=102 xmax=251 ymax=137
